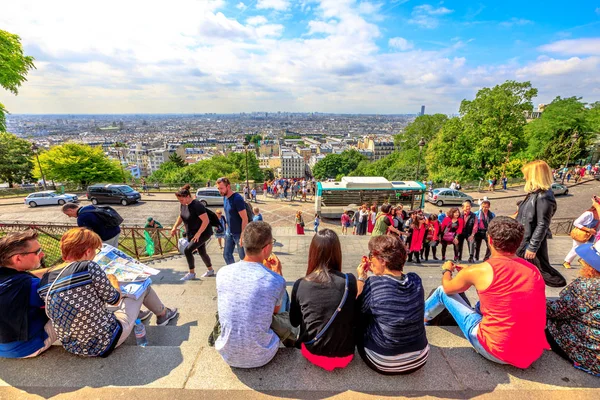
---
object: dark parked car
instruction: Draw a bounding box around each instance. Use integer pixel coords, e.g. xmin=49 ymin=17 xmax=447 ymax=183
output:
xmin=86 ymin=184 xmax=141 ymax=206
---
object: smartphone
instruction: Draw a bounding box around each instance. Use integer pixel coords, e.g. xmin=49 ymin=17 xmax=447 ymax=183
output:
xmin=361 ymin=256 xmax=371 ymax=271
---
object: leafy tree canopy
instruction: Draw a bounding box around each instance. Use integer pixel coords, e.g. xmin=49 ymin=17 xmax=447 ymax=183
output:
xmin=394 ymin=114 xmax=448 ymax=150
xmin=35 ymin=143 xmax=124 ymax=186
xmin=168 ymin=152 xmax=186 ymax=168
xmin=312 ymin=149 xmax=366 ymax=180
xmin=0 ymin=132 xmax=34 ymax=187
xmin=351 ymin=149 xmax=427 ymax=182
xmin=0 ymin=29 xmax=36 ymax=132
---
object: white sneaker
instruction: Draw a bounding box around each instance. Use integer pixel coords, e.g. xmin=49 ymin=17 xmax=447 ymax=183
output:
xmin=201 ymin=269 xmax=216 ymax=278
xmin=180 ymin=272 xmax=197 ymax=281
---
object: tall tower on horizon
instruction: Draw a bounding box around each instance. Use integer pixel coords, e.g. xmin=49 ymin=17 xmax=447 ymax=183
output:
xmin=420 ymin=105 xmax=426 ymax=116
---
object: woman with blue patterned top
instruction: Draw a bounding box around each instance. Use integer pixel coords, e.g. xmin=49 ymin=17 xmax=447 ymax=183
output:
xmin=546 ymin=242 xmax=600 ymax=376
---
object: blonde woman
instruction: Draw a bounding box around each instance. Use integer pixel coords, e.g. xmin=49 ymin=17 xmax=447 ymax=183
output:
xmin=296 ymin=210 xmax=305 ymax=235
xmin=515 ymin=160 xmax=566 ymax=287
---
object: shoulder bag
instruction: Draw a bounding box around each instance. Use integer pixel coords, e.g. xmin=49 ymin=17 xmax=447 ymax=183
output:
xmin=570 ymin=217 xmax=600 ymax=243
xmin=304 ymin=274 xmax=349 ymax=345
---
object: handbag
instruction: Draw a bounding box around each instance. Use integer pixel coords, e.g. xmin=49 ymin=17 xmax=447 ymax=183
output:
xmin=304 ymin=274 xmax=349 ymax=345
xmin=569 ymin=214 xmax=600 ymax=242
xmin=442 ymin=227 xmax=455 ymax=243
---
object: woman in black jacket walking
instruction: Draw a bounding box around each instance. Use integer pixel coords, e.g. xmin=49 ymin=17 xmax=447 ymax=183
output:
xmin=516 ymin=160 xmax=566 ymax=287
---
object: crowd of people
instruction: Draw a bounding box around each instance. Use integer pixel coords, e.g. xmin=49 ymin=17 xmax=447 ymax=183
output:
xmin=1 ymin=160 xmax=598 ymax=380
xmin=263 ymin=178 xmax=316 ymax=202
xmin=554 ymin=164 xmax=599 ymax=183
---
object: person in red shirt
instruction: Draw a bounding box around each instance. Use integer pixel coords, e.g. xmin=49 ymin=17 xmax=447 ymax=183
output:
xmin=424 ymin=216 xmax=549 ymax=368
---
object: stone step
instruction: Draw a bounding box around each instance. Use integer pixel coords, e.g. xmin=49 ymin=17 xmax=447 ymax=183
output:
xmin=3 ymin=326 xmax=597 ymax=393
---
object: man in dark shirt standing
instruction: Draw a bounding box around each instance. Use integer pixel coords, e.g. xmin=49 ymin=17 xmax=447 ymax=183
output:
xmin=0 ymin=230 xmax=56 ymax=358
xmin=62 ymin=203 xmax=121 ymax=247
xmin=457 ymin=200 xmax=478 ymax=263
xmin=217 ymin=177 xmax=249 ymax=265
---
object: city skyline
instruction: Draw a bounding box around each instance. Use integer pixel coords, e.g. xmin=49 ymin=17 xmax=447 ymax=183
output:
xmin=1 ymin=0 xmax=600 ymax=115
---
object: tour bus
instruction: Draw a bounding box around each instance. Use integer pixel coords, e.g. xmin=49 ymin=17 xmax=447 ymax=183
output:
xmin=315 ymin=177 xmax=427 ymax=218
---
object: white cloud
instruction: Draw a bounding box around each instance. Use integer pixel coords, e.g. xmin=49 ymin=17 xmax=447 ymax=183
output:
xmin=358 ymin=1 xmax=383 ymax=15
xmin=538 ymin=38 xmax=600 ymax=56
xmin=236 ymin=2 xmax=247 ymax=10
xmin=247 ymin=16 xmax=268 ymax=26
xmin=500 ymin=18 xmax=534 ymax=28
xmin=0 ymin=0 xmax=598 ymax=114
xmin=256 ymin=0 xmax=290 ymax=11
xmin=409 ymin=4 xmax=454 ymax=29
xmin=388 ymin=37 xmax=413 ymax=51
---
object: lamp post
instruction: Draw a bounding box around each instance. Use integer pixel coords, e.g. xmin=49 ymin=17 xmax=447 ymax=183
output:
xmin=31 ymin=143 xmax=47 ymax=190
xmin=243 ymin=141 xmax=250 ymax=196
xmin=415 ymin=137 xmax=426 ymax=181
xmin=561 ymin=132 xmax=579 ymax=184
xmin=502 ymin=140 xmax=513 ymax=178
xmin=115 ymin=143 xmax=126 ymax=183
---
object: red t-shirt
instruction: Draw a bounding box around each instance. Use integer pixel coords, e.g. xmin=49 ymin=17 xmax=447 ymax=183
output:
xmin=477 ymin=256 xmax=549 ymax=368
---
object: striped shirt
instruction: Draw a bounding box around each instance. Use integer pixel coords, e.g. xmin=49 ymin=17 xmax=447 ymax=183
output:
xmin=358 ymin=273 xmax=428 ymax=356
xmin=364 ymin=344 xmax=430 ymax=373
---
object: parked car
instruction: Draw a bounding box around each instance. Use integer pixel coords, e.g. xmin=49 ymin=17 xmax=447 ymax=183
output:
xmin=86 ymin=184 xmax=141 ymax=206
xmin=195 ymin=187 xmax=224 ymax=207
xmin=25 ymin=191 xmax=78 ymax=207
xmin=550 ymin=183 xmax=569 ymax=196
xmin=427 ymin=188 xmax=474 ymax=206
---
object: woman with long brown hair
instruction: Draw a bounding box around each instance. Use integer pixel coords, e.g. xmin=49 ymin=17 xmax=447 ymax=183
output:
xmin=440 ymin=207 xmax=463 ymax=261
xmin=516 ymin=160 xmax=566 ymax=287
xmin=290 ymin=229 xmax=357 ymax=371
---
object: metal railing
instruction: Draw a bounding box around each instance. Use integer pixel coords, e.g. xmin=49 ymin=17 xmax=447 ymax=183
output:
xmin=0 ymin=223 xmax=180 ymax=267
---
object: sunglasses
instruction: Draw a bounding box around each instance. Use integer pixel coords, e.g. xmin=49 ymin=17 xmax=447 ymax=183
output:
xmin=19 ymin=247 xmax=43 ymax=256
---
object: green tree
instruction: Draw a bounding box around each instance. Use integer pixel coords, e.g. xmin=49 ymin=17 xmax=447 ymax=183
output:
xmin=263 ymin=168 xmax=275 ymax=181
xmin=36 ymin=143 xmax=124 ymax=186
xmin=425 ymin=81 xmax=537 ymax=181
xmin=351 ymin=151 xmax=426 ymax=181
xmin=524 ymin=97 xmax=593 ymax=167
xmin=148 ymin=161 xmax=180 ymax=183
xmin=168 ymin=152 xmax=186 ymax=168
xmin=394 ymin=114 xmax=448 ymax=150
xmin=244 ymin=134 xmax=262 ymax=146
xmin=0 ymin=30 xmax=36 ymax=132
xmin=0 ymin=132 xmax=34 ymax=187
xmin=312 ymin=150 xmax=366 ymax=180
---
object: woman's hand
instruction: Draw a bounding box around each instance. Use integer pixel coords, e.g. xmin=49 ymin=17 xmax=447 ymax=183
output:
xmin=357 ymin=257 xmax=370 ymax=280
xmin=191 ymin=232 xmax=201 ymax=243
xmin=524 ymin=249 xmax=536 ymax=260
xmin=170 ymin=228 xmax=177 ymax=237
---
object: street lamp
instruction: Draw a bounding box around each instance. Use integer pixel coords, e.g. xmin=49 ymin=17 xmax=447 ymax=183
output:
xmin=115 ymin=143 xmax=126 ymax=183
xmin=502 ymin=140 xmax=513 ymax=178
xmin=243 ymin=140 xmax=250 ymax=197
xmin=415 ymin=137 xmax=426 ymax=181
xmin=561 ymin=132 xmax=579 ymax=184
xmin=31 ymin=143 xmax=47 ymax=190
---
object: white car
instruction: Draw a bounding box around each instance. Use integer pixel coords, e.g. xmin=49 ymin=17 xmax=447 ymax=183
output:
xmin=550 ymin=183 xmax=568 ymax=196
xmin=195 ymin=187 xmax=224 ymax=207
xmin=427 ymin=188 xmax=474 ymax=206
xmin=24 ymin=191 xmax=78 ymax=207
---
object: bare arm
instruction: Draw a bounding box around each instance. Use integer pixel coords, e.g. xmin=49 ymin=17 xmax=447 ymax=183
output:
xmin=170 ymin=215 xmax=183 ymax=235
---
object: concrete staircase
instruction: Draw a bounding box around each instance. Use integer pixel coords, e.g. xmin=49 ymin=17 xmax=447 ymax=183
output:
xmin=1 ymin=233 xmax=598 ymax=399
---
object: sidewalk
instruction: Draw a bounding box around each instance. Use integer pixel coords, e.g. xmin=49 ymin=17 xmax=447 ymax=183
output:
xmin=0 ymin=234 xmax=597 ymax=400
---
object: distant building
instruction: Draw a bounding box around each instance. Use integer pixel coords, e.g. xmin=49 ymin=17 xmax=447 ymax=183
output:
xmin=309 ymin=154 xmax=326 ymax=168
xmin=280 ymin=152 xmax=306 ymax=178
xmin=357 ymin=136 xmax=395 ymax=161
xmin=126 ymin=165 xmax=141 ymax=179
xmin=420 ymin=105 xmax=425 ymax=116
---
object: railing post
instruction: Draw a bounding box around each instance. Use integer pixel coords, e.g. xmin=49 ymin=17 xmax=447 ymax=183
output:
xmin=130 ymin=227 xmax=140 ymax=259
xmin=156 ymin=228 xmax=164 ymax=255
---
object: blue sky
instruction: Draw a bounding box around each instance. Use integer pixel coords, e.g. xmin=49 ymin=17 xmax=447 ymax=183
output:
xmin=1 ymin=0 xmax=599 ymax=114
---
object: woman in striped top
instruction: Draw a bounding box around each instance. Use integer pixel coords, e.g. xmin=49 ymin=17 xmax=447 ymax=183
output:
xmin=356 ymin=235 xmax=429 ymax=375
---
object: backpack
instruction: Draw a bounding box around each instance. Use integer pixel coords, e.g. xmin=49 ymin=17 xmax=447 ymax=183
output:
xmin=244 ymin=200 xmax=254 ymax=223
xmin=81 ymin=206 xmax=123 ymax=227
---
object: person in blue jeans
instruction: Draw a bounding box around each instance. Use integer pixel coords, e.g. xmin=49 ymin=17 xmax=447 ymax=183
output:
xmin=217 ymin=177 xmax=249 ymax=265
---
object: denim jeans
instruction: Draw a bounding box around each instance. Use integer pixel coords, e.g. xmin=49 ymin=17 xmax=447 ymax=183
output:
xmin=223 ymin=232 xmax=245 ymax=265
xmin=424 ymin=286 xmax=506 ymax=364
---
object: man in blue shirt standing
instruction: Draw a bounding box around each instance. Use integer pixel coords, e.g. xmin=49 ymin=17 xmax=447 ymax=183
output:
xmin=62 ymin=203 xmax=121 ymax=247
xmin=0 ymin=230 xmax=56 ymax=358
xmin=217 ymin=177 xmax=249 ymax=265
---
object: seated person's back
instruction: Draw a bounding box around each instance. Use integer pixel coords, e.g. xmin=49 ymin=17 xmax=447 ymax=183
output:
xmin=216 ymin=222 xmax=286 ymax=368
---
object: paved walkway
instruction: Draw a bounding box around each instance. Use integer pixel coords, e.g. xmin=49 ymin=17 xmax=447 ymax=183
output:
xmin=1 ymin=234 xmax=598 ymax=399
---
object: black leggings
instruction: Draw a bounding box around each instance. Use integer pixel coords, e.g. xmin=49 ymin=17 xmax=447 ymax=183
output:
xmin=184 ymin=232 xmax=212 ymax=271
xmin=441 ymin=241 xmax=458 ymax=260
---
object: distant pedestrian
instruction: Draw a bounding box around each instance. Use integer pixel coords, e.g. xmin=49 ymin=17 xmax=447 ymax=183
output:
xmin=235 ymin=182 xmax=241 ymax=193
xmin=214 ymin=209 xmax=227 ymax=250
xmin=450 ymin=181 xmax=457 ymax=190
xmin=313 ymin=213 xmax=320 ymax=233
xmin=206 ymin=180 xmax=211 ymax=187
xmin=341 ymin=211 xmax=351 ymax=235
xmin=437 ymin=209 xmax=445 ymax=224
xmin=141 ymin=178 xmax=149 ymax=195
xmin=296 ymin=211 xmax=305 ymax=235
xmin=253 ymin=207 xmax=263 ymax=222
xmin=502 ymin=174 xmax=508 ymax=190
xmin=367 ymin=205 xmax=376 ymax=234
xmin=251 ymin=188 xmax=257 ymax=203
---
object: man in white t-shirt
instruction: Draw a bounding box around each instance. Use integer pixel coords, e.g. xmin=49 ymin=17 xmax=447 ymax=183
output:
xmin=215 ymin=222 xmax=296 ymax=368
